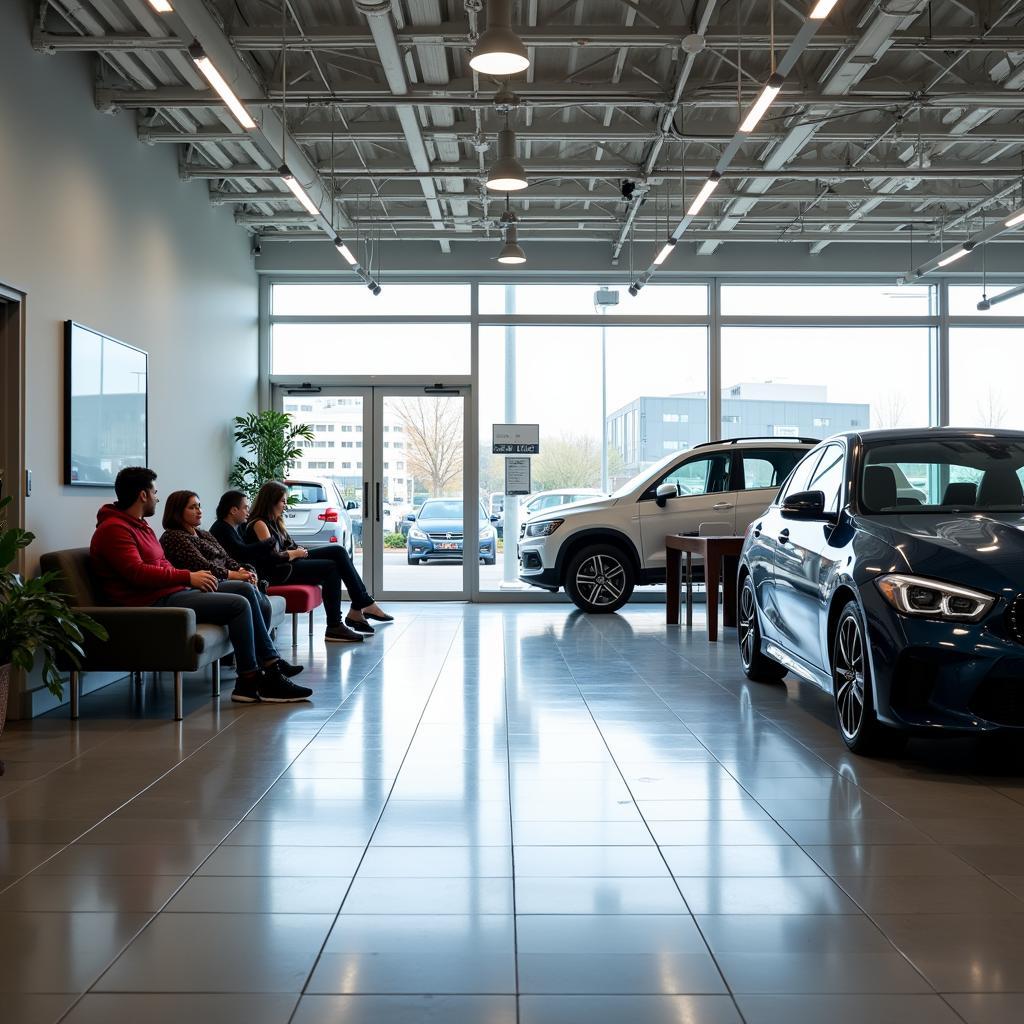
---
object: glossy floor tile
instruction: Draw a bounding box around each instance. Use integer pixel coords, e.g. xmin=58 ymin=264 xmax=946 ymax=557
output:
xmin=3 ymin=603 xmax=1024 ymax=1021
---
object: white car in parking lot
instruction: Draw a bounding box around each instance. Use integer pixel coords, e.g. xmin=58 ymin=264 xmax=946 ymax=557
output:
xmin=517 ymin=437 xmax=817 ymax=613
xmin=284 ymin=477 xmax=357 ymax=555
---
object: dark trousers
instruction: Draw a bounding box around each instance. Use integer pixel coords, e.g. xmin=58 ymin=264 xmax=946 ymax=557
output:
xmin=157 ymin=581 xmax=278 ymax=673
xmin=288 ymin=546 xmax=373 ymax=626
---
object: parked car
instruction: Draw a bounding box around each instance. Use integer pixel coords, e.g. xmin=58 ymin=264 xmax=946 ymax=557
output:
xmin=518 ymin=437 xmax=817 ymax=613
xmin=737 ymin=428 xmax=1024 ymax=754
xmin=283 ymin=478 xmax=356 ymax=555
xmin=406 ymin=498 xmax=498 ymax=565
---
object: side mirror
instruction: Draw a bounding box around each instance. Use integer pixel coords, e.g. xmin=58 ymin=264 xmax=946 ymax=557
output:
xmin=655 ymin=482 xmax=678 ymax=508
xmin=490 ymin=514 xmax=501 ymax=523
xmin=405 ymin=513 xmax=416 ymax=522
xmin=345 ymin=501 xmax=357 ymax=511
xmin=781 ymin=489 xmax=832 ymax=521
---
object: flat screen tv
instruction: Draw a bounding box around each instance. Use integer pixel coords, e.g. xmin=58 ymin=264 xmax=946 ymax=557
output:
xmin=64 ymin=321 xmax=148 ymax=487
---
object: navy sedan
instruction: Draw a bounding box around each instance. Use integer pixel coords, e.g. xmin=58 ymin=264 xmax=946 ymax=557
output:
xmin=737 ymin=429 xmax=1024 ymax=754
xmin=406 ymin=498 xmax=498 ymax=565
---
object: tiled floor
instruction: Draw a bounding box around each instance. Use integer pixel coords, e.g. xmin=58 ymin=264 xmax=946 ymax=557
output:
xmin=2 ymin=604 xmax=1024 ymax=1023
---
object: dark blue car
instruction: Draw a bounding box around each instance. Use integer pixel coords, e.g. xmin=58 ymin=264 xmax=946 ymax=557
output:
xmin=738 ymin=428 xmax=1024 ymax=754
xmin=406 ymin=498 xmax=498 ymax=565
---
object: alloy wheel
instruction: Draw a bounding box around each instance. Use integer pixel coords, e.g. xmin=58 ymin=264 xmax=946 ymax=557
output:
xmin=834 ymin=614 xmax=866 ymax=741
xmin=739 ymin=582 xmax=757 ymax=668
xmin=575 ymin=554 xmax=626 ymax=608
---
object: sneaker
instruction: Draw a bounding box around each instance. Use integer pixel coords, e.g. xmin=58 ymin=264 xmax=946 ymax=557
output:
xmin=257 ymin=668 xmax=313 ymax=703
xmin=275 ymin=657 xmax=305 ymax=678
xmin=325 ymin=623 xmax=364 ymax=643
xmin=230 ymin=673 xmax=261 ymax=703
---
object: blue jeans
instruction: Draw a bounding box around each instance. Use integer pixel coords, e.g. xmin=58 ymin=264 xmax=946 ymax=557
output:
xmin=156 ymin=581 xmax=278 ymax=673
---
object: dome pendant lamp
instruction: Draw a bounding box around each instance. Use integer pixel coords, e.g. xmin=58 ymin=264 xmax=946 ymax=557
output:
xmin=470 ymin=0 xmax=530 ymax=77
xmin=497 ymin=223 xmax=527 ymax=264
xmin=486 ymin=127 xmax=528 ymax=191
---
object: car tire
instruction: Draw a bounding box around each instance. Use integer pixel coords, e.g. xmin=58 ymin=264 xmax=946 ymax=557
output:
xmin=831 ymin=602 xmax=906 ymax=756
xmin=483 ymin=556 xmax=496 ymax=566
xmin=565 ymin=543 xmax=635 ymax=614
xmin=407 ymin=555 xmax=419 ymax=565
xmin=738 ymin=574 xmax=787 ymax=682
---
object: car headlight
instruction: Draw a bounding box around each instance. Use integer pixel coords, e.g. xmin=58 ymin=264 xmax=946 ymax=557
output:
xmin=480 ymin=525 xmax=495 ymax=540
xmin=408 ymin=527 xmax=427 ymax=541
xmin=876 ymin=574 xmax=995 ymax=623
xmin=524 ymin=518 xmax=564 ymax=538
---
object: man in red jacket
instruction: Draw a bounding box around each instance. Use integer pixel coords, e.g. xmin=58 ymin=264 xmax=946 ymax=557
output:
xmin=90 ymin=467 xmax=311 ymax=705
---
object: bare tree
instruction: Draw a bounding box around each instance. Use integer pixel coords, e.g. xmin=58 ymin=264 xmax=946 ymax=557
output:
xmin=393 ymin=398 xmax=463 ymax=496
xmin=872 ymin=392 xmax=906 ymax=428
xmin=976 ymin=388 xmax=1007 ymax=427
xmin=533 ymin=433 xmax=624 ymax=491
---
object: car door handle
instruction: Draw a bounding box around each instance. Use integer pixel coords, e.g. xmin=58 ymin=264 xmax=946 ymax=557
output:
xmin=778 ymin=528 xmax=790 ymax=544
xmin=712 ymin=502 xmax=733 ymax=511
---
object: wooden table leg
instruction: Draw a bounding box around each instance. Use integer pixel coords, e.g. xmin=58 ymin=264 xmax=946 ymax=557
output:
xmin=722 ymin=554 xmax=739 ymax=628
xmin=685 ymin=552 xmax=693 ymax=628
xmin=706 ymin=552 xmax=721 ymax=642
xmin=666 ymin=545 xmax=681 ymax=625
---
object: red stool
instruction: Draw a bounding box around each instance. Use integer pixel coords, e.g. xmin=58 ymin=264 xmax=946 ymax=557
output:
xmin=266 ymin=585 xmax=323 ymax=645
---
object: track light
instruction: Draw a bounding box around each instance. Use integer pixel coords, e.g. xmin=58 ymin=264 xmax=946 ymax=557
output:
xmin=470 ymin=0 xmax=530 ymax=76
xmin=739 ymin=73 xmax=785 ymax=133
xmin=367 ymin=281 xmax=382 ymax=295
xmin=937 ymin=241 xmax=974 ymax=267
xmin=334 ymin=237 xmax=357 ymax=266
xmin=653 ymin=239 xmax=677 ymax=266
xmin=486 ymin=128 xmax=528 ymax=191
xmin=279 ymin=166 xmax=320 ymax=217
xmin=147 ymin=0 xmax=173 ymax=11
xmin=687 ymin=172 xmax=721 ymax=217
xmin=189 ymin=44 xmax=256 ymax=130
xmin=1005 ymin=210 xmax=1024 ymax=228
xmin=809 ymin=0 xmax=841 ymax=18
xmin=628 ymin=282 xmax=643 ymax=297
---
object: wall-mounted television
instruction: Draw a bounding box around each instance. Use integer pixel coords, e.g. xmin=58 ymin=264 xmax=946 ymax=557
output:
xmin=64 ymin=321 xmax=148 ymax=487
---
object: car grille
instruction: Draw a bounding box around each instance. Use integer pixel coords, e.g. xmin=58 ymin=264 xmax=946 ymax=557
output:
xmin=969 ymin=659 xmax=1024 ymax=727
xmin=1008 ymin=596 xmax=1024 ymax=645
xmin=427 ymin=532 xmax=463 ymax=541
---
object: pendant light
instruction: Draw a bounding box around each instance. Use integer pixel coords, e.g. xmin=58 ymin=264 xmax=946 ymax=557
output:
xmin=486 ymin=126 xmax=528 ymax=191
xmin=495 ymin=199 xmax=526 ymax=263
xmin=470 ymin=0 xmax=530 ymax=76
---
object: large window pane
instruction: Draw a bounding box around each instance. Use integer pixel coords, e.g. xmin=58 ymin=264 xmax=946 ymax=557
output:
xmin=949 ymin=285 xmax=1024 ymax=317
xmin=720 ymin=328 xmax=932 ymax=438
xmin=272 ymin=323 xmax=470 ymax=375
xmin=950 ymin=328 xmax=1024 ymax=428
xmin=479 ymin=323 xmax=707 ymax=592
xmin=479 ymin=283 xmax=707 ymax=316
xmin=721 ymin=284 xmax=934 ymax=317
xmin=272 ymin=283 xmax=470 ymax=316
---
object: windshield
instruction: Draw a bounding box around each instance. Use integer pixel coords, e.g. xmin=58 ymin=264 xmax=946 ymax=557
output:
xmin=419 ymin=500 xmax=488 ymax=520
xmin=611 ymin=450 xmax=685 ymax=499
xmin=861 ymin=437 xmax=1024 ymax=514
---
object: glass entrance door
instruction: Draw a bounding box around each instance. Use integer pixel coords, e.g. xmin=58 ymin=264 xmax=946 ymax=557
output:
xmin=275 ymin=384 xmax=472 ymax=600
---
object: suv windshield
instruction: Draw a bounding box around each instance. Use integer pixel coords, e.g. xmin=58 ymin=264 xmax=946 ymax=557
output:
xmin=861 ymin=437 xmax=1024 ymax=514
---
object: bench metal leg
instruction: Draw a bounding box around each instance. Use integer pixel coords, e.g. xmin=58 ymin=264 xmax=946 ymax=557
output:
xmin=309 ymin=610 xmax=314 ymax=635
xmin=212 ymin=660 xmax=221 ymax=698
xmin=174 ymin=671 xmax=184 ymax=721
xmin=70 ymin=670 xmax=80 ymax=719
xmin=291 ymin=611 xmax=298 ymax=646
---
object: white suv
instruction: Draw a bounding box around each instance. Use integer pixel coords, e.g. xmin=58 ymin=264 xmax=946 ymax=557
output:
xmin=517 ymin=437 xmax=817 ymax=613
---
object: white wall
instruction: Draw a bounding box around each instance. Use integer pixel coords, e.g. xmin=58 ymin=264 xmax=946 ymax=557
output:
xmin=0 ymin=2 xmax=258 ymax=715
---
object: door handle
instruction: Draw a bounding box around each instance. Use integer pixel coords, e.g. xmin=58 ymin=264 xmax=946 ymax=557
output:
xmin=778 ymin=528 xmax=790 ymax=544
xmin=375 ymin=482 xmax=381 ymax=524
xmin=363 ymin=482 xmax=369 ymax=518
xmin=712 ymin=502 xmax=733 ymax=511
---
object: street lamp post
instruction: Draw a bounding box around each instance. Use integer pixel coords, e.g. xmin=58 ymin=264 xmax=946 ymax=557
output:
xmin=594 ymin=288 xmax=619 ymax=492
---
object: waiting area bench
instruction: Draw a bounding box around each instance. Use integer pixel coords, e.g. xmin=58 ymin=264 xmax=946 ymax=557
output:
xmin=40 ymin=548 xmax=286 ymax=720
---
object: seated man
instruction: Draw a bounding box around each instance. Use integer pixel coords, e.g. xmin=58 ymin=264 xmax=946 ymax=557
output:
xmin=209 ymin=489 xmax=283 ymax=575
xmin=90 ymin=467 xmax=311 ymax=704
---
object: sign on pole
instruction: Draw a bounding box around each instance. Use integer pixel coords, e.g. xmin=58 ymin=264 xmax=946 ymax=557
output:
xmin=504 ymin=457 xmax=532 ymax=496
xmin=492 ymin=423 xmax=540 ymax=455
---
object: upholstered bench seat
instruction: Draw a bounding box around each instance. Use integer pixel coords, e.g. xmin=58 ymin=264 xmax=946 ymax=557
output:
xmin=266 ymin=584 xmax=323 ymax=642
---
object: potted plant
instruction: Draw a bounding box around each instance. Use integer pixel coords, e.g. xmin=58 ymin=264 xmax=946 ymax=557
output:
xmin=228 ymin=410 xmax=314 ymax=501
xmin=0 ymin=496 xmax=107 ymax=774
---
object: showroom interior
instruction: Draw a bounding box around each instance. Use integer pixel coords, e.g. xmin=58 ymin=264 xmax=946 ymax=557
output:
xmin=4 ymin=0 xmax=1024 ymax=1021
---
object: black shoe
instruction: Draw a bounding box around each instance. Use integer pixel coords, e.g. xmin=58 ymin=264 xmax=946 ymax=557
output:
xmin=325 ymin=623 xmax=364 ymax=643
xmin=344 ymin=615 xmax=374 ymax=635
xmin=274 ymin=658 xmax=305 ymax=678
xmin=257 ymin=667 xmax=313 ymax=703
xmin=363 ymin=608 xmax=394 ymax=622
xmin=231 ymin=673 xmax=261 ymax=703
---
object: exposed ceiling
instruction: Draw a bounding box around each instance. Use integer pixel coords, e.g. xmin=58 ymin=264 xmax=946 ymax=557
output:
xmin=33 ymin=0 xmax=1024 ymax=271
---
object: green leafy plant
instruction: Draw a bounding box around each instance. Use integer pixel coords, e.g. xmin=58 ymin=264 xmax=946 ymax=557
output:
xmin=0 ymin=497 xmax=107 ymax=699
xmin=383 ymin=532 xmax=407 ymax=549
xmin=228 ymin=410 xmax=315 ymax=501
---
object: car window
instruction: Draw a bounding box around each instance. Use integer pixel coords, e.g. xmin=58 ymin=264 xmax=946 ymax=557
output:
xmin=287 ymin=483 xmax=327 ymax=504
xmin=420 ymin=500 xmax=462 ymax=518
xmin=647 ymin=453 xmax=732 ymax=500
xmin=780 ymin=449 xmax=825 ymax=502
xmin=807 ymin=443 xmax=846 ymax=513
xmin=741 ymin=449 xmax=807 ymax=490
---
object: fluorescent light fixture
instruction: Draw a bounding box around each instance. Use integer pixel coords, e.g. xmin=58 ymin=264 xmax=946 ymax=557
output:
xmin=1005 ymin=210 xmax=1024 ymax=228
xmin=739 ymin=73 xmax=784 ymax=132
xmin=486 ymin=129 xmax=528 ymax=191
xmin=470 ymin=0 xmax=530 ymax=76
xmin=334 ymin=238 xmax=357 ymax=265
xmin=937 ymin=242 xmax=974 ymax=267
xmin=147 ymin=0 xmax=173 ymax=11
xmin=809 ymin=0 xmax=840 ymax=18
xmin=189 ymin=45 xmax=256 ymax=130
xmin=280 ymin=166 xmax=320 ymax=217
xmin=653 ymin=240 xmax=677 ymax=266
xmin=687 ymin=172 xmax=721 ymax=217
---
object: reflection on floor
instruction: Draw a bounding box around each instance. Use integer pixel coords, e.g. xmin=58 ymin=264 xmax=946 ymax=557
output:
xmin=1 ymin=604 xmax=1024 ymax=1023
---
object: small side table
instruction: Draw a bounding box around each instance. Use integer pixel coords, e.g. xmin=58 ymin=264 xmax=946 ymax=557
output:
xmin=665 ymin=534 xmax=745 ymax=642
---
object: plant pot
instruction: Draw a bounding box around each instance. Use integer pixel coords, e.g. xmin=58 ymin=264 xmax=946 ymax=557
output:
xmin=0 ymin=662 xmax=8 ymax=776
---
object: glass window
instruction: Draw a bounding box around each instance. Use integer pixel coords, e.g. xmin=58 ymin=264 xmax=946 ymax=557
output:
xmin=741 ymin=448 xmax=807 ymax=491
xmin=654 ymin=453 xmax=731 ymax=498
xmin=721 ymin=284 xmax=934 ymax=317
xmin=479 ymin=283 xmax=707 ymax=316
xmin=949 ymin=285 xmax=1024 ymax=317
xmin=949 ymin=328 xmax=1024 ymax=430
xmin=272 ymin=283 xmax=470 ymax=316
xmin=781 ymin=448 xmax=825 ymax=500
xmin=807 ymin=443 xmax=846 ymax=513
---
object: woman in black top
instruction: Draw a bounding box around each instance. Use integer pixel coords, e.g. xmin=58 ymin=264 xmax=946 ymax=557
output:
xmin=246 ymin=481 xmax=393 ymax=644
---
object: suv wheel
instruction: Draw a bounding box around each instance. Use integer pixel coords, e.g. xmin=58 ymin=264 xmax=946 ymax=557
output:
xmin=565 ymin=544 xmax=635 ymax=614
xmin=738 ymin=575 xmax=787 ymax=682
